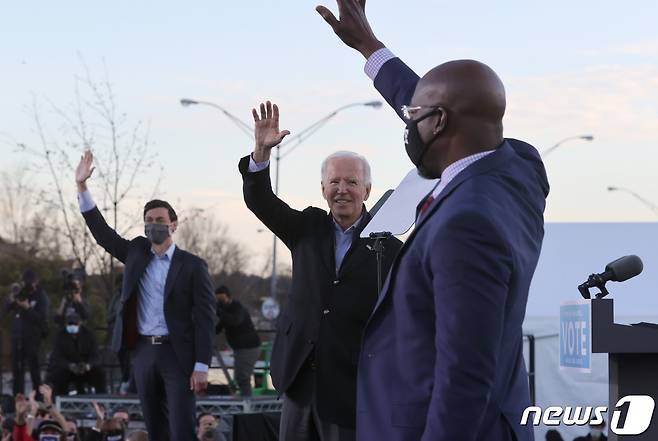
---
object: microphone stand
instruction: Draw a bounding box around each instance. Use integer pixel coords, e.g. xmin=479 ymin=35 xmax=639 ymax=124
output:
xmin=578 ymin=274 xmax=611 ymax=299
xmin=367 ymin=232 xmax=392 ymax=294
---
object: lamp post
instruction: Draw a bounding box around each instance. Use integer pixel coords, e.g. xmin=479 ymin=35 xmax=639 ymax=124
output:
xmin=541 ymin=135 xmax=594 ymax=157
xmin=180 ymin=98 xmax=254 ymax=139
xmin=607 ymin=186 xmax=658 ymax=217
xmin=180 ymin=98 xmax=383 ymax=301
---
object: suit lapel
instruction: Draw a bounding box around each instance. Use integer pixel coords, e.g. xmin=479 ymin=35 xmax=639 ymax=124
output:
xmin=413 ymin=142 xmax=513 ymax=238
xmin=316 ymin=216 xmax=336 ymax=276
xmin=123 ymin=244 xmax=153 ymax=302
xmin=369 ymin=142 xmax=513 ymax=316
xmin=164 ymin=247 xmax=183 ymax=302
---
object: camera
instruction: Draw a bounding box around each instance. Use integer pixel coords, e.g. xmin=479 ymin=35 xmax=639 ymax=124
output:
xmin=61 ymin=268 xmax=84 ymax=300
xmin=14 ymin=285 xmax=32 ymax=302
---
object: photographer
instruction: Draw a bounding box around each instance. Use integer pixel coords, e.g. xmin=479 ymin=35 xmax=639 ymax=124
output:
xmin=54 ymin=276 xmax=89 ymax=327
xmin=5 ymin=270 xmax=49 ymax=395
xmin=214 ymin=286 xmax=261 ymax=397
xmin=46 ymin=312 xmax=106 ymax=397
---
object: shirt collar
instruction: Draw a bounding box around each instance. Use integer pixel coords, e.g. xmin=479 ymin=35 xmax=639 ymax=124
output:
xmin=152 ymin=242 xmax=176 ymax=259
xmin=432 ymin=149 xmax=496 ymax=198
xmin=333 ymin=212 xmax=364 ymax=234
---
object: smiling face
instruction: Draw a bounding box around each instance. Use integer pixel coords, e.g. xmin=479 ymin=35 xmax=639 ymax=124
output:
xmin=321 ymin=155 xmax=371 ymax=230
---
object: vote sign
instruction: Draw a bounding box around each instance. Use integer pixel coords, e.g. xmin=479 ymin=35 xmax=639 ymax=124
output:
xmin=559 ymin=300 xmax=592 ymax=372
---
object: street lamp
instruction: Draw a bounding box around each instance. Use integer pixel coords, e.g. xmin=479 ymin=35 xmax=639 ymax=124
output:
xmin=541 ymin=134 xmax=594 ymax=157
xmin=180 ymin=98 xmax=254 ymax=138
xmin=180 ymin=98 xmax=383 ymax=301
xmin=607 ymin=186 xmax=658 ymax=217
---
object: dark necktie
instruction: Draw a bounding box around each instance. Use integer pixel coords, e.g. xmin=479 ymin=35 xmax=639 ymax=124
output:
xmin=419 ymin=194 xmax=435 ymax=215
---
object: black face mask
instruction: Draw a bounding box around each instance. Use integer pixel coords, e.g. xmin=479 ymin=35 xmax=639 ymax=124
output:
xmin=144 ymin=223 xmax=170 ymax=245
xmin=404 ymin=109 xmax=442 ymax=178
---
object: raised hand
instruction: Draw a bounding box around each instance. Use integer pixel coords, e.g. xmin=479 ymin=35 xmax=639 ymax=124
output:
xmin=39 ymin=384 xmax=53 ymax=407
xmin=15 ymin=394 xmax=29 ymax=418
xmin=28 ymin=389 xmax=37 ymax=412
xmin=92 ymin=400 xmax=105 ymax=429
xmin=75 ymin=149 xmax=95 ymax=190
xmin=316 ymin=0 xmax=384 ymax=58
xmin=252 ymin=101 xmax=290 ymax=163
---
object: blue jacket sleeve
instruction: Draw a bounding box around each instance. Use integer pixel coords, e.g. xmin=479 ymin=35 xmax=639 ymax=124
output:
xmin=373 ymin=57 xmax=421 ymax=121
xmin=422 ymin=210 xmax=513 ymax=441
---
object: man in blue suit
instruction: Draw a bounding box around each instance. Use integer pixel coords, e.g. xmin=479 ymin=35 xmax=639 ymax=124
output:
xmin=317 ymin=2 xmax=549 ymax=441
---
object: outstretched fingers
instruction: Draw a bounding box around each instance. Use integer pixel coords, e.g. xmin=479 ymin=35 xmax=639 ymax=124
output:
xmin=266 ymin=100 xmax=273 ymax=119
xmin=273 ymin=103 xmax=280 ymax=125
xmin=316 ymin=5 xmax=339 ymax=29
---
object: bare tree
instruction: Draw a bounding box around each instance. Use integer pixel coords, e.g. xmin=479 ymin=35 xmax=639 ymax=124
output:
xmin=0 ymin=165 xmax=34 ymax=247
xmin=4 ymin=59 xmax=162 ymax=300
xmin=176 ymin=210 xmax=250 ymax=277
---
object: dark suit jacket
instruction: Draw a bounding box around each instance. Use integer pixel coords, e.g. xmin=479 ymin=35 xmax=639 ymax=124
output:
xmin=48 ymin=326 xmax=100 ymax=370
xmin=356 ymin=58 xmax=549 ymax=441
xmin=239 ymin=156 xmax=402 ymax=428
xmin=82 ymin=206 xmax=216 ymax=376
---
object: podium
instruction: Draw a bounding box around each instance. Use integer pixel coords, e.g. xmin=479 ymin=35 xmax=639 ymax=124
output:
xmin=591 ymin=299 xmax=658 ymax=440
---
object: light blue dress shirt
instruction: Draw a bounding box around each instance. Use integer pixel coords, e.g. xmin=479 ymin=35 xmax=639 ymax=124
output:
xmin=78 ymin=190 xmax=207 ymax=373
xmin=333 ymin=216 xmax=363 ymax=275
xmin=138 ymin=242 xmax=175 ymax=337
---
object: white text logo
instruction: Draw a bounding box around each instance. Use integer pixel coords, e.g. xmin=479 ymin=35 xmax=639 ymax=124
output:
xmin=520 ymin=395 xmax=655 ymax=435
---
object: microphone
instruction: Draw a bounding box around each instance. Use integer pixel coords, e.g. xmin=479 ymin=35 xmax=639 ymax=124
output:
xmin=603 ymin=255 xmax=644 ymax=282
xmin=578 ymin=255 xmax=644 ymax=299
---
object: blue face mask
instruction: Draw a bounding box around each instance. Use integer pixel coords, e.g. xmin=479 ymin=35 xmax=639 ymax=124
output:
xmin=39 ymin=434 xmax=61 ymax=441
xmin=66 ymin=325 xmax=80 ymax=334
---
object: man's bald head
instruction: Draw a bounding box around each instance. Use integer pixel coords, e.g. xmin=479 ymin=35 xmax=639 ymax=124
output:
xmin=407 ymin=60 xmax=507 ymax=177
xmin=415 ymin=59 xmax=505 ymax=126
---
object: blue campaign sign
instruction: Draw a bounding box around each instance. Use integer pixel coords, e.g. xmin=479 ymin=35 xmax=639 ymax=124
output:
xmin=559 ymin=301 xmax=592 ymax=372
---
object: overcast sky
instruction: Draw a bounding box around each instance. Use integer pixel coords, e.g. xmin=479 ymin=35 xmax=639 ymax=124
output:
xmin=2 ymin=1 xmax=657 ymax=283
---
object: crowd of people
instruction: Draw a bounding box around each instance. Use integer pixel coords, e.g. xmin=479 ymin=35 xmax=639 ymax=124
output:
xmin=2 ymin=267 xmax=254 ymax=441
xmin=0 ymin=387 xmax=229 ymax=441
xmin=5 ymin=270 xmax=100 ymax=398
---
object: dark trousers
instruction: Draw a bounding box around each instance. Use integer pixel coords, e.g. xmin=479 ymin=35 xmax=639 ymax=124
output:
xmin=48 ymin=366 xmax=107 ymax=396
xmin=234 ymin=346 xmax=261 ymax=397
xmin=279 ymin=365 xmax=355 ymax=441
xmin=11 ymin=339 xmax=41 ymax=395
xmin=118 ymin=347 xmax=132 ymax=382
xmin=132 ymin=339 xmax=196 ymax=441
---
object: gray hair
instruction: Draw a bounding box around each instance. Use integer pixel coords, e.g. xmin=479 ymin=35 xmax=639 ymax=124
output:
xmin=320 ymin=151 xmax=372 ymax=185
